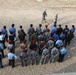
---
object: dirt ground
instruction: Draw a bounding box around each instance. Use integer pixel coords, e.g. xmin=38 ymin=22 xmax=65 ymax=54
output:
xmin=0 ymin=0 xmax=76 ymax=75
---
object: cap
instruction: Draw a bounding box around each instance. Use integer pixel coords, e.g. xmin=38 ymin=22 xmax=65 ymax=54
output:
xmin=46 ymin=45 xmax=49 ymax=48
xmin=34 ymin=47 xmax=37 ymax=51
xmin=8 ymin=40 xmax=13 ymax=43
xmin=45 ymin=25 xmax=48 ymax=27
xmin=22 ymin=49 xmax=26 ymax=52
xmin=31 ymin=40 xmax=36 ymax=44
xmin=23 ymin=40 xmax=27 ymax=43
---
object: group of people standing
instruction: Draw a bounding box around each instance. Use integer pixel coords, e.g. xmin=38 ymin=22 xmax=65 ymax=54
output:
xmin=0 ymin=22 xmax=75 ymax=68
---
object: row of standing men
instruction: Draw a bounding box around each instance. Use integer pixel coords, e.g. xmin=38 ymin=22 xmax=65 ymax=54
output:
xmin=0 ymin=22 xmax=75 ymax=68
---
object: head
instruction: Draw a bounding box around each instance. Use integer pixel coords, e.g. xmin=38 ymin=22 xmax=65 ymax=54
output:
xmin=54 ymin=22 xmax=57 ymax=25
xmin=59 ymin=24 xmax=61 ymax=27
xmin=20 ymin=25 xmax=22 ymax=29
xmin=65 ymin=25 xmax=68 ymax=28
xmin=72 ymin=25 xmax=75 ymax=28
xmin=30 ymin=24 xmax=33 ymax=27
xmin=39 ymin=24 xmax=42 ymax=27
xmin=12 ymin=24 xmax=15 ymax=27
xmin=3 ymin=26 xmax=6 ymax=29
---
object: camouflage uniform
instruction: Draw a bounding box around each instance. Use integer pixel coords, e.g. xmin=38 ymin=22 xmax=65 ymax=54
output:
xmin=20 ymin=51 xmax=28 ymax=66
xmin=30 ymin=50 xmax=39 ymax=65
xmin=40 ymin=48 xmax=50 ymax=64
xmin=28 ymin=24 xmax=35 ymax=41
xmin=50 ymin=47 xmax=59 ymax=63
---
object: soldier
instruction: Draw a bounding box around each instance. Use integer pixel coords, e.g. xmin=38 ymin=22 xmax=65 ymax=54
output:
xmin=28 ymin=24 xmax=35 ymax=41
xmin=30 ymin=47 xmax=39 ymax=65
xmin=7 ymin=40 xmax=15 ymax=53
xmin=30 ymin=31 xmax=37 ymax=42
xmin=47 ymin=38 xmax=54 ymax=57
xmin=37 ymin=32 xmax=44 ymax=43
xmin=43 ymin=25 xmax=50 ymax=33
xmin=55 ymin=14 xmax=58 ymax=24
xmin=20 ymin=44 xmax=28 ymax=67
xmin=40 ymin=45 xmax=50 ymax=65
xmin=42 ymin=10 xmax=47 ymax=23
xmin=36 ymin=24 xmax=42 ymax=35
xmin=50 ymin=46 xmax=59 ymax=63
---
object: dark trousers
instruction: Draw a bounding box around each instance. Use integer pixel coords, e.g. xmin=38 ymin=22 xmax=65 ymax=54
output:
xmin=21 ymin=60 xmax=27 ymax=67
xmin=0 ymin=49 xmax=4 ymax=58
xmin=58 ymin=53 xmax=65 ymax=62
xmin=65 ymin=39 xmax=71 ymax=46
xmin=39 ymin=49 xmax=43 ymax=55
xmin=0 ymin=60 xmax=3 ymax=68
xmin=9 ymin=59 xmax=15 ymax=68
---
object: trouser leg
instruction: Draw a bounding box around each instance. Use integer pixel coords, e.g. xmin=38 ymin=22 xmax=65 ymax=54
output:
xmin=12 ymin=59 xmax=15 ymax=68
xmin=58 ymin=54 xmax=65 ymax=62
xmin=40 ymin=57 xmax=44 ymax=65
xmin=9 ymin=60 xmax=11 ymax=66
xmin=0 ymin=60 xmax=3 ymax=68
xmin=24 ymin=60 xmax=27 ymax=66
xmin=21 ymin=60 xmax=24 ymax=67
xmin=1 ymin=50 xmax=4 ymax=58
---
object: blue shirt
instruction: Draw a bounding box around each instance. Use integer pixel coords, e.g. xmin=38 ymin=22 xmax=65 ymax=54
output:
xmin=1 ymin=28 xmax=7 ymax=35
xmin=60 ymin=34 xmax=66 ymax=40
xmin=71 ymin=28 xmax=75 ymax=33
xmin=51 ymin=26 xmax=57 ymax=34
xmin=60 ymin=48 xmax=68 ymax=54
xmin=53 ymin=33 xmax=59 ymax=41
xmin=9 ymin=27 xmax=16 ymax=34
xmin=56 ymin=40 xmax=63 ymax=47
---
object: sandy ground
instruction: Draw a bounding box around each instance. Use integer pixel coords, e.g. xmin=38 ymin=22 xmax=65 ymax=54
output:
xmin=0 ymin=0 xmax=76 ymax=75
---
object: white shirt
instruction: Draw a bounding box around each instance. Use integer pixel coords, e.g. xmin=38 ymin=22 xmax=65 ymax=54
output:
xmin=0 ymin=35 xmax=5 ymax=41
xmin=8 ymin=52 xmax=17 ymax=60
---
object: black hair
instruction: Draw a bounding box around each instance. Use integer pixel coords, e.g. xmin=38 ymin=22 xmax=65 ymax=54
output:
xmin=3 ymin=26 xmax=6 ymax=29
xmin=30 ymin=24 xmax=33 ymax=27
xmin=12 ymin=24 xmax=15 ymax=27
xmin=20 ymin=25 xmax=22 ymax=29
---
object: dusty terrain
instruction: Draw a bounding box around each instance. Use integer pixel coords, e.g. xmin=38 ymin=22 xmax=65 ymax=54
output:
xmin=0 ymin=0 xmax=76 ymax=75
